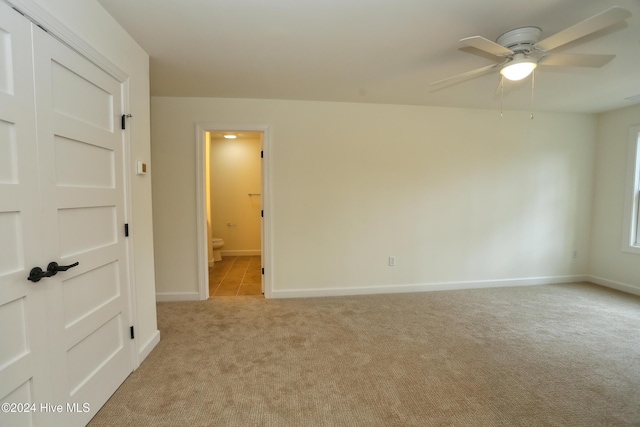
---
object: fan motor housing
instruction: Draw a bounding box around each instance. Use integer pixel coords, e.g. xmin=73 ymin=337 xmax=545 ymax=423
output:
xmin=496 ymin=26 xmax=542 ymax=52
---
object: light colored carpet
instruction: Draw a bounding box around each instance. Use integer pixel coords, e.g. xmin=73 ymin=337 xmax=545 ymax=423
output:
xmin=88 ymin=283 xmax=640 ymax=426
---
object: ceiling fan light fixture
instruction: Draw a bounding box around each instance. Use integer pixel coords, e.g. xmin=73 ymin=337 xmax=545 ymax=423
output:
xmin=500 ymin=57 xmax=537 ymax=81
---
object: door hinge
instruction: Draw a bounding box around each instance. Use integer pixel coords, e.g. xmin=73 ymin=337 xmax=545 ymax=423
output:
xmin=260 ymin=150 xmax=263 ymax=158
xmin=261 ymin=267 xmax=264 ymax=275
xmin=261 ymin=210 xmax=263 ymax=218
xmin=130 ymin=326 xmax=135 ymax=340
xmin=121 ymin=114 xmax=133 ymax=130
xmin=124 ymin=223 xmax=129 ymax=237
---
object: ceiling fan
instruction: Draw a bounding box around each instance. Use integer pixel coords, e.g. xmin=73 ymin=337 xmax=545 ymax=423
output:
xmin=431 ymin=6 xmax=632 ymax=89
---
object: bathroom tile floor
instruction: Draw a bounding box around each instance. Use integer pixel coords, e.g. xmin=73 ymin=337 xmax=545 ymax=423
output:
xmin=209 ymin=256 xmax=263 ymax=297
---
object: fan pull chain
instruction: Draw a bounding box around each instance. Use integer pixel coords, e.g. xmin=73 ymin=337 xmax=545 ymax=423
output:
xmin=530 ymin=69 xmax=535 ymax=119
xmin=500 ymin=75 xmax=504 ymax=118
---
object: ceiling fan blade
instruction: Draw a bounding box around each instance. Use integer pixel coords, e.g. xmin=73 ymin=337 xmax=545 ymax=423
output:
xmin=539 ymin=53 xmax=615 ymax=68
xmin=534 ymin=6 xmax=631 ymax=52
xmin=460 ymin=36 xmax=513 ymax=57
xmin=430 ymin=63 xmax=499 ymax=89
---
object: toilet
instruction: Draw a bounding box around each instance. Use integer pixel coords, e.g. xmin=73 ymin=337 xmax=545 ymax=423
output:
xmin=212 ymin=237 xmax=224 ymax=262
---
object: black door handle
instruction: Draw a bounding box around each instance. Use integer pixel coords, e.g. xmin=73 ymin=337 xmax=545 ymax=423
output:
xmin=27 ymin=262 xmax=79 ymax=282
xmin=47 ymin=261 xmax=79 ymax=275
xmin=28 ymin=267 xmax=53 ymax=282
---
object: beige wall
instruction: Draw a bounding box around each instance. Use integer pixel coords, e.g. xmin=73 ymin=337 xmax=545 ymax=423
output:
xmin=589 ymin=104 xmax=640 ymax=291
xmin=33 ymin=0 xmax=159 ymax=359
xmin=209 ymin=135 xmax=262 ymax=256
xmin=151 ymin=97 xmax=596 ymax=297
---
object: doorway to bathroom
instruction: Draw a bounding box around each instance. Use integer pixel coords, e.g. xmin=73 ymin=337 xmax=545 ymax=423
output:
xmin=195 ymin=123 xmax=272 ymax=300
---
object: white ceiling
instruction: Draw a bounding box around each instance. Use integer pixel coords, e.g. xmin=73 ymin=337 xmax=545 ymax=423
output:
xmin=97 ymin=0 xmax=640 ymax=114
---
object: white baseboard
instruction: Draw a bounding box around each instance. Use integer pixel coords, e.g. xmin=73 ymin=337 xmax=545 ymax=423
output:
xmin=221 ymin=250 xmax=261 ymax=257
xmin=156 ymin=292 xmax=200 ymax=302
xmin=153 ymin=275 xmax=638 ymax=302
xmin=136 ymin=330 xmax=160 ymax=368
xmin=586 ymin=275 xmax=640 ymax=296
xmin=270 ymin=275 xmax=589 ymax=299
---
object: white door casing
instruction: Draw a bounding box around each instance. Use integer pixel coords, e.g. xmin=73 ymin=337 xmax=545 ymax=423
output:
xmin=195 ymin=123 xmax=272 ymax=300
xmin=0 ymin=4 xmax=134 ymax=426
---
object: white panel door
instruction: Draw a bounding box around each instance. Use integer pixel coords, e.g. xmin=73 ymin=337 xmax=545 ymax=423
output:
xmin=32 ymin=25 xmax=133 ymax=426
xmin=0 ymin=7 xmax=133 ymax=425
xmin=0 ymin=4 xmax=52 ymax=427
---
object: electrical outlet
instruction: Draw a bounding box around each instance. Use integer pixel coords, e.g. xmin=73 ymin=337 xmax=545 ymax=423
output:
xmin=388 ymin=256 xmax=396 ymax=266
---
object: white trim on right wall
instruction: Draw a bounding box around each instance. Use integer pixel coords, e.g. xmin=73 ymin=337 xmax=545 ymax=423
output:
xmin=587 ymin=275 xmax=640 ymax=297
xmin=271 ymin=275 xmax=590 ymax=299
xmin=621 ymin=125 xmax=640 ymax=255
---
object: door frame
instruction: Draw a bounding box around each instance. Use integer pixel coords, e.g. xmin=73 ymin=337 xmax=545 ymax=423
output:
xmin=195 ymin=123 xmax=272 ymax=299
xmin=4 ymin=0 xmax=128 ymax=83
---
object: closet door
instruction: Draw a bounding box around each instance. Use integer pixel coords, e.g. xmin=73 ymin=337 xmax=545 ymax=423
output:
xmin=0 ymin=5 xmax=133 ymax=425
xmin=0 ymin=4 xmax=53 ymax=427
xmin=32 ymin=25 xmax=134 ymax=426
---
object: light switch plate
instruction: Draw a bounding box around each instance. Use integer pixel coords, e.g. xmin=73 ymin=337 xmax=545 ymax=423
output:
xmin=136 ymin=161 xmax=147 ymax=175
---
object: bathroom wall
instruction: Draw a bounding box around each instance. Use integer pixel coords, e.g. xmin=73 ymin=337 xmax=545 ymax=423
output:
xmin=151 ymin=97 xmax=597 ymax=299
xmin=209 ymin=134 xmax=262 ymax=256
